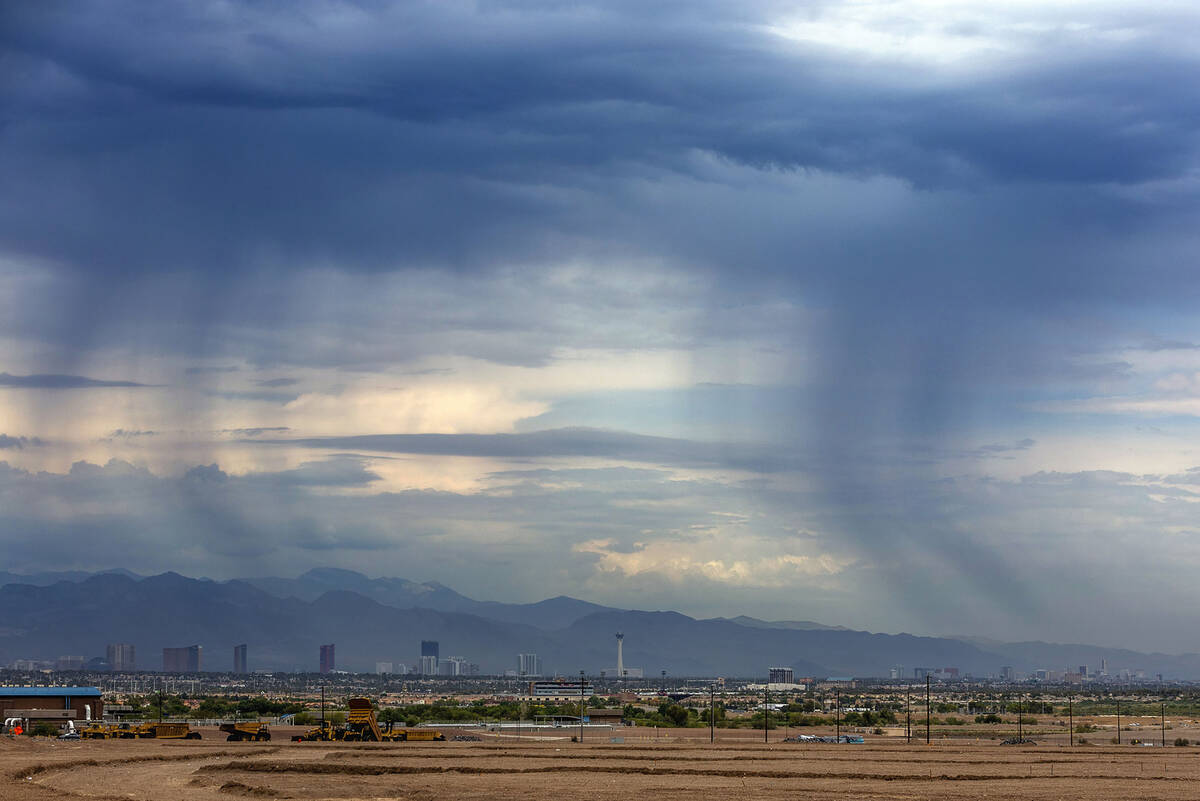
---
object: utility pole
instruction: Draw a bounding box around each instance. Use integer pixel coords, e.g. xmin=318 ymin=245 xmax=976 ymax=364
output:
xmin=579 ymin=670 xmax=585 ymax=743
xmin=835 ymin=688 xmax=840 ymax=743
xmin=906 ymin=684 xmax=911 ymax=744
xmin=321 ymin=684 xmax=325 ymax=732
xmin=710 ymin=684 xmax=715 ymax=744
xmin=764 ymin=682 xmax=769 ymax=743
xmin=1116 ymin=698 xmax=1121 ymax=745
xmin=1069 ymin=695 xmax=1073 ymax=747
xmin=1018 ymin=694 xmax=1023 ymax=742
xmin=925 ymin=676 xmax=931 ymax=745
xmin=1161 ymin=701 xmax=1165 ymax=749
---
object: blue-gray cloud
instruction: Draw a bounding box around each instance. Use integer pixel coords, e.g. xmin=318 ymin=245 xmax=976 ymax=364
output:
xmin=267 ymin=427 xmax=806 ymax=474
xmin=0 ymin=372 xmax=148 ymax=389
xmin=0 ymin=434 xmax=46 ymax=450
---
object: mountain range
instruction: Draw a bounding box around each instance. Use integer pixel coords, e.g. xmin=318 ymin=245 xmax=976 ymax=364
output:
xmin=2 ymin=569 xmax=1199 ymax=679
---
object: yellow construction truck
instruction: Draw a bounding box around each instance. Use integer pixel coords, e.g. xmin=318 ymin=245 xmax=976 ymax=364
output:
xmin=220 ymin=722 xmax=271 ymax=741
xmin=291 ymin=719 xmax=345 ymax=742
xmin=291 ymin=698 xmax=444 ymax=743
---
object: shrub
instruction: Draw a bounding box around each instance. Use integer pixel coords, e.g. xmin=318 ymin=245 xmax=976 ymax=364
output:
xmin=30 ymin=722 xmax=59 ymax=737
xmin=975 ymin=714 xmax=1002 ymax=724
xmin=1175 ymin=738 xmax=1190 ymax=747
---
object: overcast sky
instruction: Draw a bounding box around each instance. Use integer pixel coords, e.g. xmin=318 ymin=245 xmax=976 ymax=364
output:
xmin=3 ymin=0 xmax=1200 ymax=652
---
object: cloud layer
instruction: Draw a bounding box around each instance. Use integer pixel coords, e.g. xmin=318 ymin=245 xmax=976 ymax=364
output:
xmin=3 ymin=1 xmax=1200 ymax=652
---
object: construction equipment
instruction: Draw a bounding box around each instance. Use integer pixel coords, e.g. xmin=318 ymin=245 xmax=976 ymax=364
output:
xmin=220 ymin=721 xmax=271 ymax=741
xmin=343 ymin=697 xmax=386 ymax=742
xmin=121 ymin=722 xmax=201 ymax=739
xmin=80 ymin=723 xmax=120 ymax=739
xmin=291 ymin=720 xmax=345 ymax=742
xmin=393 ymin=728 xmax=447 ymax=741
xmin=290 ymin=699 xmax=447 ymax=743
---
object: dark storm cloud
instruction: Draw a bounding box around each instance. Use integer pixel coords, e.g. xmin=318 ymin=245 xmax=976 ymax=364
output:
xmin=2 ymin=1 xmax=1199 ymax=284
xmin=268 ymin=427 xmax=806 ymax=473
xmin=0 ymin=434 xmax=45 ymax=450
xmin=0 ymin=372 xmax=149 ymax=388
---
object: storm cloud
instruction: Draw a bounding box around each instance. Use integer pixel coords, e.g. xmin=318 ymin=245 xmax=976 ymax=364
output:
xmin=3 ymin=1 xmax=1200 ymax=652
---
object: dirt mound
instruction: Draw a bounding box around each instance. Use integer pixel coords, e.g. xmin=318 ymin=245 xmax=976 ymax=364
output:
xmin=219 ymin=780 xmax=284 ymax=797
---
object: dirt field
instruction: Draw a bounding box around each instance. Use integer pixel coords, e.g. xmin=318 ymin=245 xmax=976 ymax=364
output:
xmin=6 ymin=725 xmax=1200 ymax=801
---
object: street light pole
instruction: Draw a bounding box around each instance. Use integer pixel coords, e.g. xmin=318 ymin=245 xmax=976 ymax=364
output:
xmin=1069 ymin=695 xmax=1073 ymax=747
xmin=579 ymin=670 xmax=585 ymax=743
xmin=835 ymin=688 xmax=840 ymax=743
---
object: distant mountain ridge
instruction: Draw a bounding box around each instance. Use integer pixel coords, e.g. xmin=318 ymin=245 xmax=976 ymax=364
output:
xmin=3 ymin=569 xmax=1200 ymax=678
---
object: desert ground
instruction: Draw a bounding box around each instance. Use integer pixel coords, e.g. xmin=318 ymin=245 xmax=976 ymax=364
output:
xmin=6 ymin=723 xmax=1200 ymax=801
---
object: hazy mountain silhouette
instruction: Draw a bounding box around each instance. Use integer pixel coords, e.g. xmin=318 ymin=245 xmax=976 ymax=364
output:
xmin=3 ymin=570 xmax=1200 ymax=678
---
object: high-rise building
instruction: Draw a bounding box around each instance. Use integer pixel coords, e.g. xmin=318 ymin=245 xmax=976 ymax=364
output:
xmin=768 ymin=667 xmax=794 ymax=685
xmin=163 ymin=645 xmax=202 ymax=672
xmin=420 ymin=640 xmax=438 ymax=674
xmin=55 ymin=655 xmax=85 ymax=671
xmin=376 ymin=662 xmax=393 ymax=675
xmin=440 ymin=656 xmax=467 ymax=676
xmin=319 ymin=644 xmax=335 ymax=674
xmin=233 ymin=644 xmax=247 ymax=674
xmin=518 ymin=653 xmax=542 ymax=677
xmin=107 ymin=643 xmax=136 ymax=672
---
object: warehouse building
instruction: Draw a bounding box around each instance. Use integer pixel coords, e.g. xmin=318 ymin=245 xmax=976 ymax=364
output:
xmin=1 ymin=687 xmax=103 ymax=725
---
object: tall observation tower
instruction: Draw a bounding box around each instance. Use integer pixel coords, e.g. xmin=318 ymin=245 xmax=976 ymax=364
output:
xmin=615 ymin=632 xmax=624 ymax=678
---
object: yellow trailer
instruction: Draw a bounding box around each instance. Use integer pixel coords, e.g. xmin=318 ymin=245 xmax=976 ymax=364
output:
xmin=123 ymin=722 xmax=200 ymax=739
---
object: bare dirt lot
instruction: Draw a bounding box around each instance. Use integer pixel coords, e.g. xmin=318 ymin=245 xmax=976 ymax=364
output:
xmin=6 ymin=726 xmax=1200 ymax=801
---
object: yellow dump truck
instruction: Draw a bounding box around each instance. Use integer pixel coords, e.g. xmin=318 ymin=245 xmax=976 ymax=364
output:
xmin=342 ymin=698 xmax=446 ymax=742
xmin=220 ymin=722 xmax=271 ymax=741
xmin=343 ymin=697 xmax=386 ymax=742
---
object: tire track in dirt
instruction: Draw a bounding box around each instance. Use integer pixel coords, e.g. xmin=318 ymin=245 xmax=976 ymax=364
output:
xmin=198 ymin=759 xmax=1198 ymax=783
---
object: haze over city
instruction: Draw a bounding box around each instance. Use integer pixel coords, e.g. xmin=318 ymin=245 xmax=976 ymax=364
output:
xmin=4 ymin=1 xmax=1200 ymax=656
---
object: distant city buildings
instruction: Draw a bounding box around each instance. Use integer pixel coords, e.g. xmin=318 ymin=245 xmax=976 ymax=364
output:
xmin=54 ymin=655 xmax=85 ymax=671
xmin=768 ymin=667 xmax=794 ymax=685
xmin=319 ymin=644 xmax=335 ymax=674
xmin=607 ymin=632 xmax=642 ymax=678
xmin=163 ymin=645 xmax=202 ymax=672
xmin=440 ymin=656 xmax=470 ymax=676
xmin=107 ymin=643 xmax=135 ymax=672
xmin=420 ymin=640 xmax=439 ymax=674
xmin=233 ymin=644 xmax=247 ymax=674
xmin=376 ymin=662 xmax=393 ymax=675
xmin=518 ymin=653 xmax=542 ymax=677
